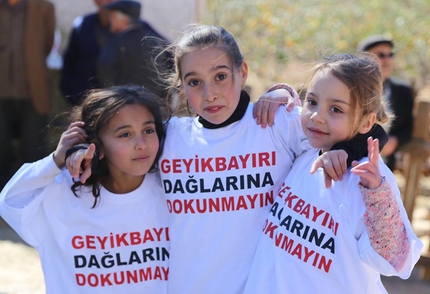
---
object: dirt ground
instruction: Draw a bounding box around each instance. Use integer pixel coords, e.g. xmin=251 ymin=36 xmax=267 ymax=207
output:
xmin=0 ymin=218 xmax=45 ymax=294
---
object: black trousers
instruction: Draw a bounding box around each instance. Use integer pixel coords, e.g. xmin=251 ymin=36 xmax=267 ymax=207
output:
xmin=0 ymin=99 xmax=49 ymax=189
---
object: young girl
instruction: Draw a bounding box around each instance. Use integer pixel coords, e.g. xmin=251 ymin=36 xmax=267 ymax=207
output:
xmin=244 ymin=54 xmax=423 ymax=293
xmin=66 ymin=26 xmax=390 ymax=293
xmin=0 ymin=86 xmax=170 ymax=293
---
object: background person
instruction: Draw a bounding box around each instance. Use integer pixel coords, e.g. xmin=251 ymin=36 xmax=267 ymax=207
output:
xmin=97 ymin=0 xmax=172 ymax=99
xmin=358 ymin=35 xmax=415 ymax=171
xmin=0 ymin=0 xmax=55 ymax=190
xmin=60 ymin=0 xmax=117 ymax=106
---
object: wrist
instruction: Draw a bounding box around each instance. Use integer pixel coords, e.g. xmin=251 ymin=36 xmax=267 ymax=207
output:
xmin=52 ymin=151 xmax=65 ymax=168
xmin=266 ymin=83 xmax=301 ymax=105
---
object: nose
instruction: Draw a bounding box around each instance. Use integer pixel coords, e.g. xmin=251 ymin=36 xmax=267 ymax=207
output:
xmin=203 ymin=83 xmax=218 ymax=102
xmin=135 ymin=135 xmax=147 ymax=151
xmin=310 ymin=110 xmax=325 ymax=124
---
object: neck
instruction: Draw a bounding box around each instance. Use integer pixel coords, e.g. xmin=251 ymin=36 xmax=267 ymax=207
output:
xmin=102 ymin=175 xmax=144 ymax=194
xmin=116 ymin=23 xmax=135 ymax=34
xmin=198 ymin=90 xmax=250 ymax=129
xmin=98 ymin=9 xmax=111 ymax=27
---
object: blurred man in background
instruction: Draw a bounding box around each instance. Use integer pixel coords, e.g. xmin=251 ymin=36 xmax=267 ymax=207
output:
xmin=60 ymin=0 xmax=117 ymax=106
xmin=97 ymin=0 xmax=172 ymax=99
xmin=359 ymin=35 xmax=415 ymax=171
xmin=0 ymin=0 xmax=55 ymax=189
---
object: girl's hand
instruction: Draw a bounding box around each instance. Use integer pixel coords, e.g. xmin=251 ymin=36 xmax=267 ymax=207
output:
xmin=351 ymin=137 xmax=382 ymax=189
xmin=66 ymin=143 xmax=96 ymax=183
xmin=310 ymin=150 xmax=348 ymax=188
xmin=53 ymin=122 xmax=87 ymax=168
xmin=253 ymin=89 xmax=296 ymax=128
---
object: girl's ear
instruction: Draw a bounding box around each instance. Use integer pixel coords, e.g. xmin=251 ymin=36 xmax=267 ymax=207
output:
xmin=240 ymin=61 xmax=249 ymax=85
xmin=358 ymin=113 xmax=377 ymax=134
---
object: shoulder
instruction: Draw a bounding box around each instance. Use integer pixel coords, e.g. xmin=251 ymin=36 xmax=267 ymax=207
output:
xmin=388 ymin=77 xmax=413 ymax=91
xmin=166 ymin=116 xmax=196 ymax=130
xmin=32 ymin=0 xmax=53 ymax=6
xmin=32 ymin=0 xmax=55 ymax=11
xmin=139 ymin=20 xmax=169 ymax=41
xmin=72 ymin=13 xmax=97 ymax=29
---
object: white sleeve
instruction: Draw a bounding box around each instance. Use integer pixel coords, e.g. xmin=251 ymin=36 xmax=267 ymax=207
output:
xmin=0 ymin=154 xmax=62 ymax=245
xmin=355 ymin=161 xmax=423 ymax=278
xmin=272 ymin=106 xmax=310 ymax=158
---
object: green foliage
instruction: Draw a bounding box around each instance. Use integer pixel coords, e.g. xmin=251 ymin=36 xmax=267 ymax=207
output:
xmin=204 ymin=0 xmax=430 ymax=90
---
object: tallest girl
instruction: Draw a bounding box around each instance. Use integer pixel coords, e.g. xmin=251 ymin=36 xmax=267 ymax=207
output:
xmin=161 ymin=25 xmax=308 ymax=293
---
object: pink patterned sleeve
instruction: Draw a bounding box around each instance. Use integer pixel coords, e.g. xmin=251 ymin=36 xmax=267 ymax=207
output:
xmin=266 ymin=83 xmax=302 ymax=106
xmin=359 ymin=177 xmax=410 ymax=271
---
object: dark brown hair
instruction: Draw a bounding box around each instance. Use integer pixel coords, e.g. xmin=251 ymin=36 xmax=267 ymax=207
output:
xmin=68 ymin=85 xmax=168 ymax=207
xmin=165 ymin=25 xmax=244 ymax=115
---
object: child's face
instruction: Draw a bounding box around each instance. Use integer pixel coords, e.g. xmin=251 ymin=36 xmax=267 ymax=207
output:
xmin=301 ymin=71 xmax=353 ymax=152
xmin=180 ymin=47 xmax=247 ymax=124
xmin=99 ymin=104 xmax=159 ymax=185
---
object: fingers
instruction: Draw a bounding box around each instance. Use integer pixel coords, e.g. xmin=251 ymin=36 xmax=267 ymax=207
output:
xmin=311 ymin=159 xmax=333 ymax=187
xmin=66 ymin=151 xmax=83 ymax=179
xmin=368 ymin=137 xmax=379 ymax=167
xmin=350 ymin=159 xmax=382 ymax=189
xmin=80 ymin=162 xmax=92 ymax=183
xmin=66 ymin=144 xmax=95 ymax=180
xmin=322 ymin=159 xmax=342 ymax=182
xmin=61 ymin=122 xmax=88 ymax=147
xmin=253 ymin=100 xmax=262 ymax=123
xmin=80 ymin=144 xmax=96 ymax=183
xmin=310 ymin=157 xmax=322 ymax=174
xmin=350 ymin=136 xmax=381 ymax=189
xmin=286 ymin=101 xmax=295 ymax=112
xmin=258 ymin=99 xmax=271 ymax=128
xmin=286 ymin=94 xmax=299 ymax=112
xmin=67 ymin=121 xmax=85 ymax=129
xmin=324 ymin=172 xmax=333 ymax=189
xmin=312 ymin=150 xmax=348 ymax=180
xmin=311 ymin=155 xmax=341 ymax=182
xmin=254 ymin=89 xmax=293 ymax=128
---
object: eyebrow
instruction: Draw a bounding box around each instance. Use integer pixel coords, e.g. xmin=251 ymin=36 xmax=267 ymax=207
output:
xmin=183 ymin=64 xmax=230 ymax=80
xmin=307 ymin=92 xmax=350 ymax=106
xmin=113 ymin=121 xmax=156 ymax=133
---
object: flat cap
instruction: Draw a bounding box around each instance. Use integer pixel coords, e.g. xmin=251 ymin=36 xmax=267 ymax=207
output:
xmin=358 ymin=35 xmax=394 ymax=52
xmin=105 ymin=0 xmax=141 ymax=20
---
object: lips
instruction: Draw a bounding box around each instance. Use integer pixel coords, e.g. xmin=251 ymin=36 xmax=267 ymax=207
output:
xmin=308 ymin=127 xmax=328 ymax=135
xmin=133 ymin=156 xmax=150 ymax=162
xmin=204 ymin=105 xmax=224 ymax=113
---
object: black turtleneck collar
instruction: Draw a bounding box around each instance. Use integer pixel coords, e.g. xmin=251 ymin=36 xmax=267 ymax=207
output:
xmin=198 ymin=90 xmax=250 ymax=129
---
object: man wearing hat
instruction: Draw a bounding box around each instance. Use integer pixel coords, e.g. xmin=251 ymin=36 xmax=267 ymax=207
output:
xmin=97 ymin=0 xmax=172 ymax=99
xmin=358 ymin=35 xmax=415 ymax=171
xmin=61 ymin=0 xmax=118 ymax=106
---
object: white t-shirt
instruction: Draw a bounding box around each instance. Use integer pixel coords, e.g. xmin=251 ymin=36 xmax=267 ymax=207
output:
xmin=0 ymin=155 xmax=170 ymax=294
xmin=244 ymin=149 xmax=423 ymax=294
xmin=160 ymin=104 xmax=308 ymax=293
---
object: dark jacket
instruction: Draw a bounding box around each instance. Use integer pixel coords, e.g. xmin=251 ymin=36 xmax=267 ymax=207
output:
xmin=385 ymin=77 xmax=414 ymax=147
xmin=97 ymin=21 xmax=173 ymax=99
xmin=60 ymin=13 xmax=112 ymax=105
